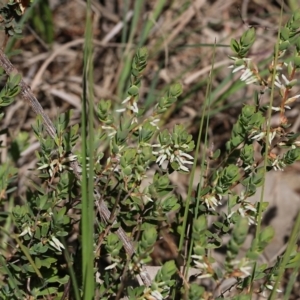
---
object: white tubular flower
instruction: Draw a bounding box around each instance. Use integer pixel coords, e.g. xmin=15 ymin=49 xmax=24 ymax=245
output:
xmin=49 ymin=236 xmax=65 ymax=252
xmin=116 ymin=96 xmax=140 ymax=117
xmin=243 ymin=202 xmax=257 ymax=213
xmin=271 ymin=106 xmax=281 ymax=112
xmin=19 ymin=225 xmax=32 ymax=237
xmin=192 ymin=259 xmax=208 ymax=270
xmin=238 ymin=207 xmax=256 ymax=225
xmin=270 ymin=105 xmax=291 ymax=112
xmin=285 ymin=94 xmax=300 ymax=105
xmin=191 ymin=255 xmax=213 ymax=279
xmin=197 ymin=273 xmax=213 ymax=279
xmin=271 ymin=157 xmax=286 ymax=171
xmin=293 ymin=141 xmax=300 ymax=147
xmin=244 ymin=75 xmax=258 ymax=85
xmin=150 ymin=290 xmax=164 ymax=300
xmin=240 ymin=68 xmax=257 ymax=84
xmin=105 ymin=262 xmax=118 ymax=270
xmin=102 ymin=125 xmax=117 ymax=138
xmin=130 ymin=102 xmax=139 ymax=113
xmin=274 ymin=75 xmax=284 ymax=89
xmin=204 ymin=194 xmax=222 ymax=210
xmin=280 ymin=74 xmax=293 ymax=87
xmin=174 ymin=151 xmax=194 ymax=172
xmin=121 ymin=96 xmax=131 ymax=104
xmin=156 ymin=152 xmax=167 ymax=166
xmin=150 ymin=118 xmax=160 ymax=129
xmin=268 ymin=131 xmax=276 ymax=145
xmin=143 ymin=194 xmax=153 ymax=204
xmin=230 ymin=64 xmax=245 ymax=73
xmin=115 ymin=108 xmax=126 ymax=113
xmin=240 ymin=265 xmax=252 ymax=277
xmin=195 ymin=261 xmax=209 ymax=269
xmin=229 ymin=57 xmax=257 ymax=84
xmin=275 ymin=74 xmax=297 ymax=91
xmin=153 ymin=144 xmax=194 ymax=172
xmin=231 ymin=258 xmax=252 ymax=277
xmin=250 ymin=131 xmax=266 ymax=141
xmin=265 ymin=283 xmax=282 ymax=293
xmin=238 ymin=201 xmax=257 ymax=225
xmin=227 ymin=211 xmax=235 ymax=221
xmin=228 ymin=57 xmax=251 ymax=73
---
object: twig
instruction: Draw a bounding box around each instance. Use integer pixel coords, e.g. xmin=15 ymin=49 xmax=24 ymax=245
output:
xmin=0 ymin=51 xmax=56 ymax=139
xmin=94 ymin=190 xmax=151 ymax=286
xmin=0 ymin=49 xmax=151 ymax=287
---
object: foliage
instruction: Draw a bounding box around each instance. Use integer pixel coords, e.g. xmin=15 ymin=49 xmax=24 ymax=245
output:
xmin=0 ymin=0 xmax=25 ymax=37
xmin=0 ymin=3 xmax=300 ymax=300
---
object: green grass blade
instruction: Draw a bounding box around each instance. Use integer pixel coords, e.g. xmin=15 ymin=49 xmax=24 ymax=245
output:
xmin=62 ymin=237 xmax=80 ymax=300
xmin=179 ymin=43 xmax=217 ymax=298
xmin=117 ymin=0 xmax=145 ymax=98
xmin=138 ymin=0 xmax=167 ymax=47
xmin=283 ymin=255 xmax=300 ymax=300
xmin=251 ymin=1 xmax=284 ymax=255
xmin=81 ymin=0 xmax=95 ymax=298
xmin=270 ymin=211 xmax=300 ymax=299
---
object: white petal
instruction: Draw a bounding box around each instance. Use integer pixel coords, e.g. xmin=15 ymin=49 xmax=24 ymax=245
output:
xmin=121 ymin=96 xmax=131 ymax=104
xmin=281 ymin=74 xmax=290 ymax=85
xmin=178 ymin=151 xmax=194 ymax=160
xmin=115 ymin=108 xmax=126 ymax=112
xmin=105 ymin=262 xmax=118 ymax=270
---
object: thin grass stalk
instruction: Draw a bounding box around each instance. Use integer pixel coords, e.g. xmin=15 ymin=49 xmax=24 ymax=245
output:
xmin=194 ymin=43 xmax=216 ymax=223
xmin=249 ymin=2 xmax=284 ymax=297
xmin=117 ymin=0 xmax=144 ymax=98
xmin=270 ymin=211 xmax=300 ymax=299
xmin=121 ymin=0 xmax=130 ymax=45
xmin=181 ymin=46 xmax=216 ymax=299
xmin=62 ymin=237 xmax=80 ymax=300
xmin=250 ymin=0 xmax=284 ymax=262
xmin=283 ymin=254 xmax=300 ymax=300
xmin=81 ymin=0 xmax=95 ymax=298
xmin=138 ymin=0 xmax=167 ymax=47
xmin=178 ymin=43 xmax=216 ymax=293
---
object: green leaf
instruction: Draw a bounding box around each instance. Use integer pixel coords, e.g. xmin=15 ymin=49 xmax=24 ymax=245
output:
xmin=279 ymin=40 xmax=290 ymax=51
xmin=294 ymin=56 xmax=300 ymax=68
xmin=259 ymin=226 xmax=274 ymax=244
xmin=46 ymin=275 xmax=69 ymax=284
xmin=286 ymin=252 xmax=300 ymax=268
xmin=192 ymin=215 xmax=207 ymax=239
xmin=155 ymin=260 xmax=177 ymax=281
xmin=189 ymin=283 xmax=204 ymax=299
xmin=280 ymin=27 xmax=290 ymax=41
xmin=169 ymin=83 xmax=182 ymax=97
xmin=240 ymin=27 xmax=256 ymax=47
xmin=128 ymin=85 xmax=139 ymax=96
xmin=230 ymin=38 xmax=240 ymax=53
xmin=212 ymin=149 xmax=221 ymax=159
xmin=9 ymin=73 xmax=22 ymax=85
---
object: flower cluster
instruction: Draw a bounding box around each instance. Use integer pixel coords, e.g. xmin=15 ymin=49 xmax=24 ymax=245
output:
xmin=153 ymin=143 xmax=194 ymax=172
xmin=228 ymin=57 xmax=259 ymax=85
xmin=152 ymin=125 xmax=195 ymax=172
xmin=191 ymin=254 xmax=213 ymax=279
